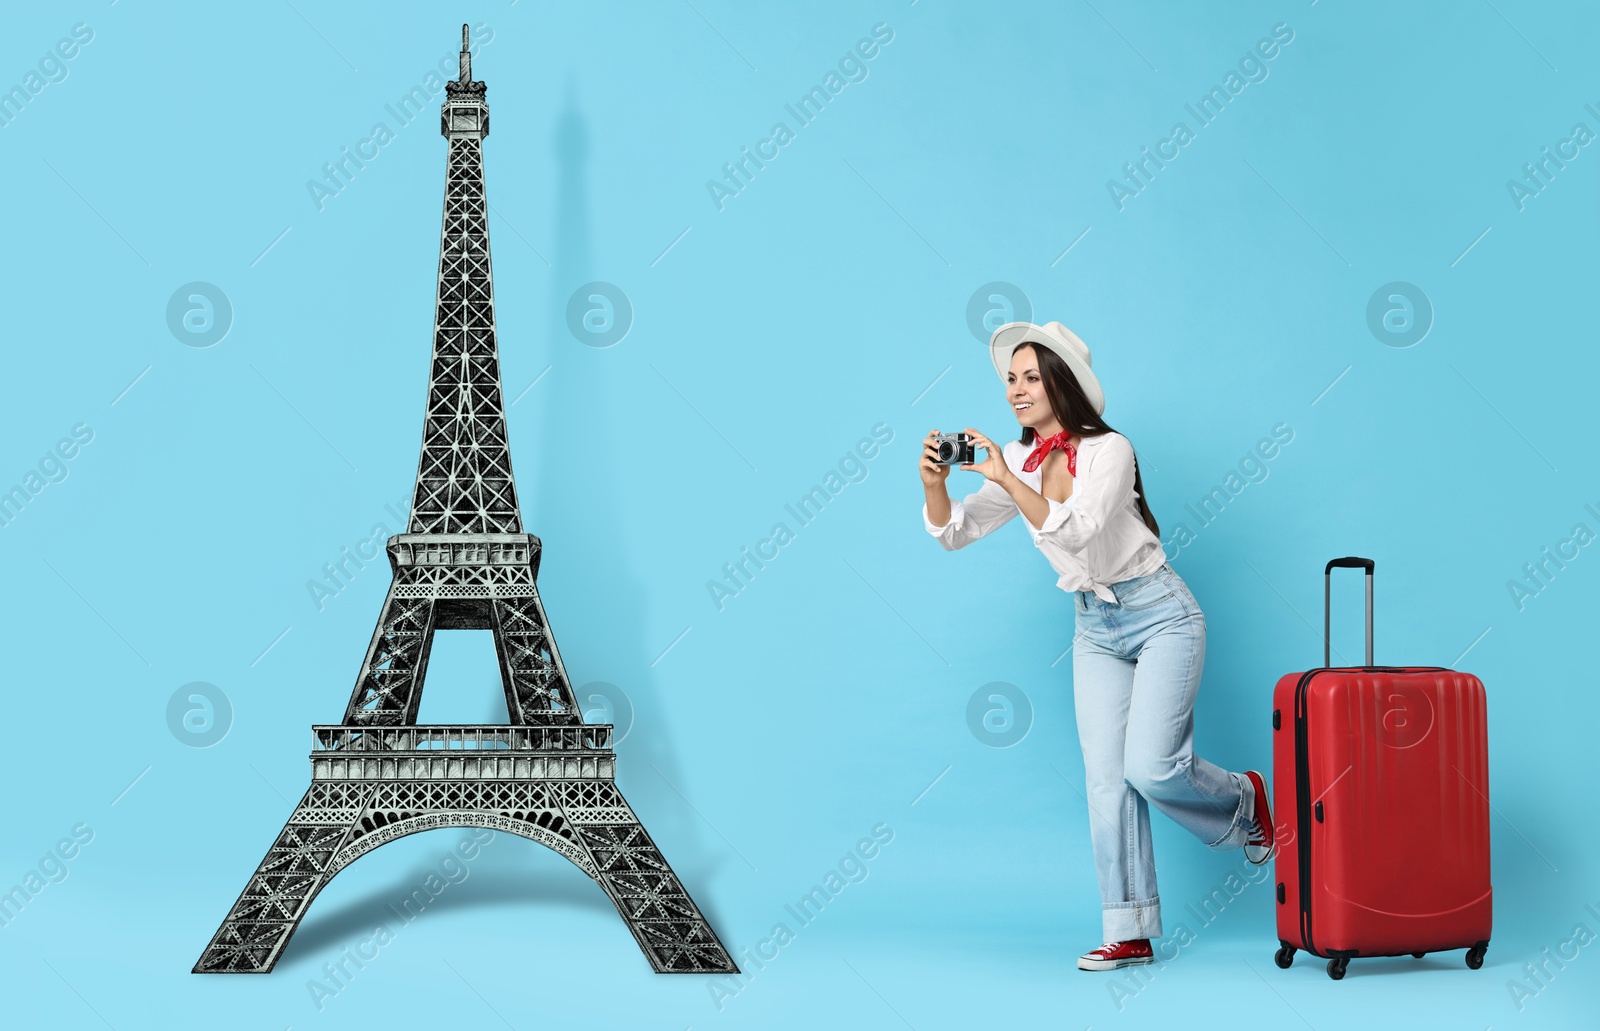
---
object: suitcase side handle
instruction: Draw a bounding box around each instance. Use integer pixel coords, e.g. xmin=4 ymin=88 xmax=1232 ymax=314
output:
xmin=1324 ymin=556 xmax=1374 ymax=667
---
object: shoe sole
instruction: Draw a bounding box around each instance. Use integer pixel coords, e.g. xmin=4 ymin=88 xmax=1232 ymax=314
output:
xmin=1244 ymin=842 xmax=1278 ymax=865
xmin=1078 ymin=954 xmax=1154 ymax=971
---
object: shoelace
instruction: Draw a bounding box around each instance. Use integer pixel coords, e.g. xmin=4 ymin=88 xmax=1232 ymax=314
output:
xmin=1089 ymin=941 xmax=1144 ymax=956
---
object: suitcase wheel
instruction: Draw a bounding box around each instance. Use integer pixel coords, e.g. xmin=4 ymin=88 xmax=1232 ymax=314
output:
xmin=1274 ymin=943 xmax=1295 ymax=969
xmin=1411 ymin=952 xmax=1425 ymax=958
xmin=1326 ymin=957 xmax=1348 ymax=980
xmin=1466 ymin=943 xmax=1487 ymax=970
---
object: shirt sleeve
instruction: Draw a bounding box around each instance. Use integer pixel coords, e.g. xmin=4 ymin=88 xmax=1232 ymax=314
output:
xmin=923 ymin=473 xmax=1019 ymax=550
xmin=1025 ymin=435 xmax=1134 ymax=554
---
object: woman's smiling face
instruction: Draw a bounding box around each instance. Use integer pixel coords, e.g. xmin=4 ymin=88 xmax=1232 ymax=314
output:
xmin=1007 ymin=345 xmax=1063 ymax=435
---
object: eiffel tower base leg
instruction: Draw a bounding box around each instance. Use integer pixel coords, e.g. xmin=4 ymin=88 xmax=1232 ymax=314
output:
xmin=195 ymin=775 xmax=738 ymax=974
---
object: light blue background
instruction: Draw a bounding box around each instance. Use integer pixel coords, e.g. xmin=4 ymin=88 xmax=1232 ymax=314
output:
xmin=2 ymin=1 xmax=1597 ymax=1028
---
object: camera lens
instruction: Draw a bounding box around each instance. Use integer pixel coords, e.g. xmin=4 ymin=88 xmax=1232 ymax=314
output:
xmin=937 ymin=441 xmax=954 ymax=462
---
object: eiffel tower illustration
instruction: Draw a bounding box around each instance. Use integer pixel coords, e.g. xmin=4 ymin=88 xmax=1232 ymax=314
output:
xmin=194 ymin=28 xmax=737 ymax=976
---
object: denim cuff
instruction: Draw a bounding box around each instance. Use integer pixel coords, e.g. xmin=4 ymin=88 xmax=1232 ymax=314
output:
xmin=1103 ymin=894 xmax=1163 ymax=940
xmin=1204 ymin=772 xmax=1251 ymax=851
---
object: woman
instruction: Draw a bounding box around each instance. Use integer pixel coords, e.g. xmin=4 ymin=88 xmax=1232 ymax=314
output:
xmin=918 ymin=320 xmax=1274 ymax=972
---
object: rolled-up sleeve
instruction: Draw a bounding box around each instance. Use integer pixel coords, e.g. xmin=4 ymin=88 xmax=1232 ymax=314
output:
xmin=1027 ymin=436 xmax=1134 ymax=554
xmin=923 ymin=474 xmax=1018 ymax=550
xmin=1025 ymin=495 xmax=1076 ymax=544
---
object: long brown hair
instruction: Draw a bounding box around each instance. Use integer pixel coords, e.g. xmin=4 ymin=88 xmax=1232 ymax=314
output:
xmin=1012 ymin=342 xmax=1160 ymax=537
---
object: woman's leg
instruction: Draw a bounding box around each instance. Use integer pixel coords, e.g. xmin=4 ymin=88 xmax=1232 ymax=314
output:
xmin=1121 ymin=586 xmax=1252 ymax=851
xmin=1073 ymin=604 xmax=1162 ymax=940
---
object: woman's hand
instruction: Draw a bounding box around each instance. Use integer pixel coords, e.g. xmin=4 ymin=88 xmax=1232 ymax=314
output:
xmin=960 ymin=428 xmax=1012 ymax=488
xmin=920 ymin=429 xmax=952 ymax=487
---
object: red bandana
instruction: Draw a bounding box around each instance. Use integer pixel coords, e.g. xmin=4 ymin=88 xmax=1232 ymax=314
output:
xmin=1023 ymin=430 xmax=1076 ymax=475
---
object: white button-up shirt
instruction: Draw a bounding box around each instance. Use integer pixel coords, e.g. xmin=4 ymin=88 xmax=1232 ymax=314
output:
xmin=922 ymin=431 xmax=1166 ymax=603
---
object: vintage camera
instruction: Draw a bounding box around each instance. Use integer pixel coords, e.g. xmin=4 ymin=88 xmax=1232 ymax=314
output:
xmin=932 ymin=432 xmax=975 ymax=466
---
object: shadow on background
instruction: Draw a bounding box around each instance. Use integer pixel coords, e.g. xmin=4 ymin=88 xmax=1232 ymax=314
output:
xmin=536 ymin=79 xmax=736 ymax=931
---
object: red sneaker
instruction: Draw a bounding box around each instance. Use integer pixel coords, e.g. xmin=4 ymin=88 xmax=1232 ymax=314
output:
xmin=1077 ymin=939 xmax=1154 ymax=971
xmin=1243 ymin=769 xmax=1276 ymax=865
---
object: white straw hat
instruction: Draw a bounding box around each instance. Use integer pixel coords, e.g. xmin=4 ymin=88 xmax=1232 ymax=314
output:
xmin=988 ymin=321 xmax=1105 ymax=415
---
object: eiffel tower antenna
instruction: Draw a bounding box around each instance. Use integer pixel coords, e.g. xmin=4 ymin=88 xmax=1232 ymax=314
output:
xmin=193 ymin=29 xmax=738 ymax=976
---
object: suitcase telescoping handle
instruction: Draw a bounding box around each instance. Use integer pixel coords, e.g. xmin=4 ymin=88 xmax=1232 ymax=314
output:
xmin=1323 ymin=556 xmax=1374 ymax=667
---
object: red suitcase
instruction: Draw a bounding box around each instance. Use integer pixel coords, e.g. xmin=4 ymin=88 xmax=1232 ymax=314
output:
xmin=1270 ymin=557 xmax=1492 ymax=979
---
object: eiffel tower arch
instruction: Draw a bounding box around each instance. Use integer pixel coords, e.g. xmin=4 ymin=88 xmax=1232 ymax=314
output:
xmin=194 ymin=28 xmax=737 ymax=976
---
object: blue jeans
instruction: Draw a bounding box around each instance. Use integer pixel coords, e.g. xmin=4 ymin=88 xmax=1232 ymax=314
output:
xmin=1071 ymin=563 xmax=1253 ymax=941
